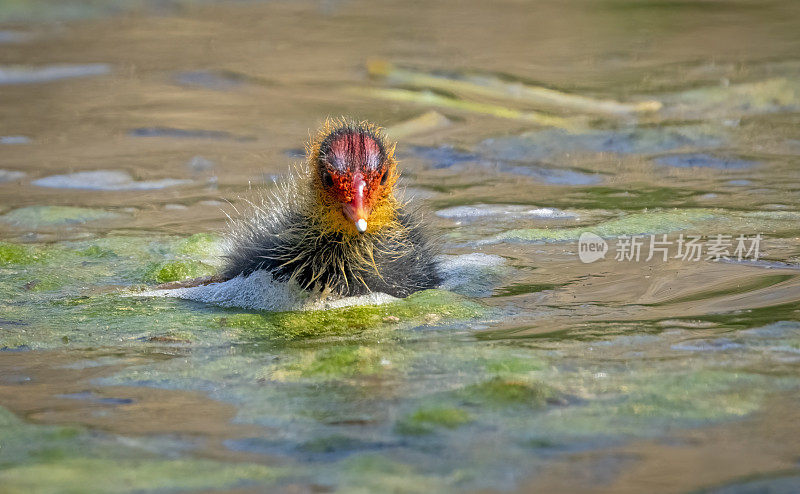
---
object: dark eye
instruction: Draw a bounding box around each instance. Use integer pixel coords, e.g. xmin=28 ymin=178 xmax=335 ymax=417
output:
xmin=379 ymin=172 xmax=387 ymax=185
xmin=322 ymin=171 xmax=334 ymax=188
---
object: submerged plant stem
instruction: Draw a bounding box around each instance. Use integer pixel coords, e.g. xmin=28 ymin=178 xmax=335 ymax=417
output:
xmin=367 ymin=60 xmax=662 ymax=117
xmin=358 ymin=87 xmax=583 ymax=130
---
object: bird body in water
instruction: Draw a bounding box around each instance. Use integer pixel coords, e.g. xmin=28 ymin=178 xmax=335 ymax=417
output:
xmin=221 ymin=120 xmax=441 ymax=298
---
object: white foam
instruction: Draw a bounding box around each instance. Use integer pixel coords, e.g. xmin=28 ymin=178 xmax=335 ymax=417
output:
xmin=33 ymin=170 xmax=191 ymax=191
xmin=137 ymin=271 xmax=304 ymax=311
xmin=135 ymin=252 xmax=503 ymax=311
xmin=136 ymin=270 xmax=398 ymax=312
xmin=307 ymin=291 xmax=398 ymax=310
xmin=527 ymin=207 xmax=573 ymax=218
xmin=436 ymin=204 xmax=575 ymax=220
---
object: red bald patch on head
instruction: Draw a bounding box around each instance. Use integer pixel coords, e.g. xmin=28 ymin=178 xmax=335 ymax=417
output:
xmin=326 ymin=131 xmax=383 ymax=172
xmin=313 ymin=124 xmax=398 ymax=233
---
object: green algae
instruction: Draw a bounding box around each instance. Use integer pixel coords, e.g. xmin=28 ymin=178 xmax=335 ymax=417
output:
xmin=19 ymin=277 xmax=64 ymax=292
xmin=140 ymin=233 xmax=223 ymax=283
xmin=268 ymin=344 xmax=396 ymax=381
xmin=533 ymin=369 xmax=787 ymax=439
xmin=493 ymin=282 xmax=561 ymax=297
xmin=0 ymin=234 xmax=486 ymax=350
xmin=457 ymin=377 xmax=555 ymax=408
xmin=667 ymin=77 xmax=800 ymax=118
xmin=0 ymin=458 xmax=283 ymax=494
xmin=223 ymin=289 xmax=485 ymax=341
xmin=552 ymin=185 xmax=703 ymax=210
xmin=48 ymin=295 xmax=223 ymax=347
xmin=289 ymin=346 xmax=387 ymax=378
xmin=0 ymin=206 xmax=119 ymax=228
xmin=496 ymin=205 xmax=800 ymax=245
xmin=339 ymin=455 xmax=460 ymax=494
xmin=0 ymin=225 xmax=797 ymax=492
xmin=483 ymin=356 xmax=545 ymax=374
xmin=144 ymin=259 xmax=216 ymax=283
xmin=298 ymin=434 xmax=368 ymax=454
xmin=628 ymin=371 xmax=770 ymax=421
xmin=676 ymin=301 xmax=800 ymax=332
xmin=0 ymin=241 xmax=39 ymax=265
xmin=83 ymin=235 xmax=168 ymax=260
xmin=497 ymin=208 xmax=716 ymax=242
xmin=174 ymin=232 xmax=222 ymax=258
xmin=0 ymin=406 xmax=286 ymax=493
xmin=396 ymin=406 xmax=473 ymax=435
xmin=77 ymin=244 xmax=116 ymax=258
xmin=0 ymin=407 xmax=85 ymax=467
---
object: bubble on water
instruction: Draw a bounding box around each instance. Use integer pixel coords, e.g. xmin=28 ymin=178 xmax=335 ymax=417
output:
xmin=0 ymin=136 xmax=31 ymax=145
xmin=33 ymin=170 xmax=191 ymax=191
xmin=0 ymin=63 xmax=110 ymax=85
xmin=0 ymin=169 xmax=26 ymax=182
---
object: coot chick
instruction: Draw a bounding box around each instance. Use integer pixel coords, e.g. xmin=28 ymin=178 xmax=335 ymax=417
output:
xmin=221 ymin=119 xmax=440 ymax=297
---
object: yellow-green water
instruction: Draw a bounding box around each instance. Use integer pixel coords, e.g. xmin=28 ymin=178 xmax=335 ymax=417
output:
xmin=1 ymin=1 xmax=800 ymax=492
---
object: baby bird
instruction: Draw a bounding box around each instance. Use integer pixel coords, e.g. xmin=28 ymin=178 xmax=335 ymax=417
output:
xmin=221 ymin=119 xmax=441 ymax=298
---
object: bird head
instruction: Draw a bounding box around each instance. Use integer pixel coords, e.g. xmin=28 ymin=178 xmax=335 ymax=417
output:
xmin=308 ymin=120 xmax=398 ymax=235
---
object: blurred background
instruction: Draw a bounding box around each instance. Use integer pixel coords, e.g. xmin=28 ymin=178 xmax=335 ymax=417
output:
xmin=2 ymin=0 xmax=799 ymax=235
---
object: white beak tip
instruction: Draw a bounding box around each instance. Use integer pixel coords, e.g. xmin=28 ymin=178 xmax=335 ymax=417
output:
xmin=355 ymin=218 xmax=368 ymax=233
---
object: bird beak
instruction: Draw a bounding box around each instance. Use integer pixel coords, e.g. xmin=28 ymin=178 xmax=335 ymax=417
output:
xmin=342 ymin=176 xmax=370 ymax=233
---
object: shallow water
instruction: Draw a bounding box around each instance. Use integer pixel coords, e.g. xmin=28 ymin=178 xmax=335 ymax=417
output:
xmin=1 ymin=0 xmax=800 ymax=492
